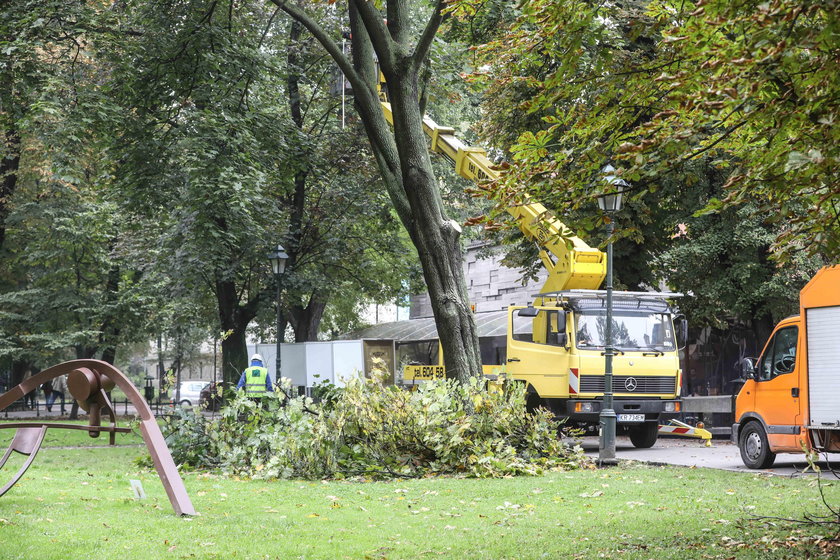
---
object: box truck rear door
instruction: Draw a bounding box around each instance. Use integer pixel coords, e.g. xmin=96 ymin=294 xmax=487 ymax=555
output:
xmin=806 ymin=305 xmax=840 ymax=427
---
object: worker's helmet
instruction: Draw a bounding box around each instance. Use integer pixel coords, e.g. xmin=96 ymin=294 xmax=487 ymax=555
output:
xmin=251 ymin=353 xmax=263 ymax=364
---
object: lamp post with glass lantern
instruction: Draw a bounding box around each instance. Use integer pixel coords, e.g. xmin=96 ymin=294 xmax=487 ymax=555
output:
xmin=597 ymin=166 xmax=626 ymax=465
xmin=267 ymin=244 xmax=289 ymax=388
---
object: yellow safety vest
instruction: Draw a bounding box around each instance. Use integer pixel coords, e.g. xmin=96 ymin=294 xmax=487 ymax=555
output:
xmin=244 ymin=366 xmax=268 ymax=395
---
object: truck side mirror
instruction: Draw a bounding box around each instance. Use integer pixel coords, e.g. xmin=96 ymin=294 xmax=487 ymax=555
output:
xmin=740 ymin=358 xmax=756 ymax=380
xmin=548 ymin=332 xmax=569 ymax=347
xmin=517 ymin=307 xmax=539 ymax=317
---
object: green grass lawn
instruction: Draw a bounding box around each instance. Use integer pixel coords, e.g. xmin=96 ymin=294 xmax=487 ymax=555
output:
xmin=1 ymin=420 xmax=147 ymax=448
xmin=0 ymin=428 xmax=837 ymax=559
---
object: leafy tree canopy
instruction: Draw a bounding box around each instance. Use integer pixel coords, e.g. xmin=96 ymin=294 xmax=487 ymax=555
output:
xmin=456 ymin=0 xmax=838 ymax=261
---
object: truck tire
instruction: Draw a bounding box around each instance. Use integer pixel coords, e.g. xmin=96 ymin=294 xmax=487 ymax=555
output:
xmin=738 ymin=422 xmax=776 ymax=469
xmin=629 ymin=422 xmax=659 ymax=448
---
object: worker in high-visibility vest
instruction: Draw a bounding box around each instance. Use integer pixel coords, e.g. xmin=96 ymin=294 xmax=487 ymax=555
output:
xmin=236 ymin=353 xmax=274 ymax=396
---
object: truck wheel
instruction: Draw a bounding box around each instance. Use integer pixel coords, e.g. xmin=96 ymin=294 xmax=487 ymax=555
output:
xmin=738 ymin=422 xmax=776 ymax=469
xmin=525 ymin=389 xmax=542 ymax=413
xmin=629 ymin=422 xmax=659 ymax=448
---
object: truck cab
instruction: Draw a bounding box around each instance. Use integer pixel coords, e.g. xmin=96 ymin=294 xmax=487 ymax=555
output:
xmin=735 ymin=316 xmax=804 ymax=467
xmin=505 ymin=290 xmax=682 ymax=448
xmin=734 ymin=265 xmax=840 ymax=469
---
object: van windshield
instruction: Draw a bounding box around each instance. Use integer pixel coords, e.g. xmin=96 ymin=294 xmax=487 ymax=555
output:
xmin=575 ymin=310 xmax=675 ymax=351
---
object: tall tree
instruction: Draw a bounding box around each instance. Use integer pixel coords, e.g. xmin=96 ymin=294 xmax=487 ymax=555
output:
xmin=271 ymin=0 xmax=483 ymax=382
xmin=102 ymin=0 xmax=420 ymax=380
xmin=0 ymin=0 xmax=157 ymax=387
xmin=280 ymin=17 xmax=420 ymax=343
xmin=0 ymin=0 xmax=98 ymax=250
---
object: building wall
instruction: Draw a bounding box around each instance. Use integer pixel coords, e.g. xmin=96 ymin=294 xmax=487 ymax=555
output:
xmin=410 ymin=242 xmax=547 ymax=318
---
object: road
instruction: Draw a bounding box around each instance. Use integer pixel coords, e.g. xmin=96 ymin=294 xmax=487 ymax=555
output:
xmin=581 ymin=435 xmax=838 ymax=477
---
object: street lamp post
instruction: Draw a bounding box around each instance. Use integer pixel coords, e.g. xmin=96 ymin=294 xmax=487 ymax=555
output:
xmin=597 ymin=166 xmax=626 ymax=466
xmin=267 ymin=244 xmax=289 ymax=389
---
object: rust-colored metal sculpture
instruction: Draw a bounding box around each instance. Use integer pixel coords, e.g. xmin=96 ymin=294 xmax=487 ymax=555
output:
xmin=0 ymin=360 xmax=195 ymax=516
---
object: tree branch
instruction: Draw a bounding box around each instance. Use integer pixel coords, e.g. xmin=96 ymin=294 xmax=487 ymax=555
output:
xmin=680 ymin=120 xmax=748 ymax=163
xmin=386 ymin=0 xmax=408 ymax=46
xmin=349 ymin=0 xmax=395 ymax=73
xmin=411 ymin=0 xmax=446 ymax=70
xmin=269 ymin=0 xmax=373 ymax=104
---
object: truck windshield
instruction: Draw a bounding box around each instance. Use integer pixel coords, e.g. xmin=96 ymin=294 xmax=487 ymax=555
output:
xmin=575 ymin=310 xmax=675 ymax=351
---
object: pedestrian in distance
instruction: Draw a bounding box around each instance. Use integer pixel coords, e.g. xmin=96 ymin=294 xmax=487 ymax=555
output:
xmin=41 ymin=379 xmax=53 ymax=410
xmin=46 ymin=373 xmax=67 ymax=414
xmin=22 ymin=369 xmax=37 ymax=410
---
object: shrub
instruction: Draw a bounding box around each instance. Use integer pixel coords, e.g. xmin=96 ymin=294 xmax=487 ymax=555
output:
xmin=161 ymin=374 xmax=589 ymax=480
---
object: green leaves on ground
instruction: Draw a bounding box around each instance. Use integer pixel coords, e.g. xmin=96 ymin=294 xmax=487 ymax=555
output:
xmin=161 ymin=376 xmax=588 ymax=480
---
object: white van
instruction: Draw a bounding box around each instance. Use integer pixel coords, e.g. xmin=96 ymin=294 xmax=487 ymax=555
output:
xmin=174 ymin=381 xmax=209 ymax=407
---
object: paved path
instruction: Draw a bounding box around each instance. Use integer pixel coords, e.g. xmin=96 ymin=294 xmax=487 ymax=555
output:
xmin=582 ymin=436 xmax=838 ymax=477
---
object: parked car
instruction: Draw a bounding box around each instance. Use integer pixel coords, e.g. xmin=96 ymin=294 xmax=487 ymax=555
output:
xmin=199 ymin=381 xmax=231 ymax=411
xmin=173 ymin=381 xmax=209 ymax=407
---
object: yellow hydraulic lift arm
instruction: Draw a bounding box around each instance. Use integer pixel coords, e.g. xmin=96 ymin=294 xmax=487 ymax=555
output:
xmin=380 ymin=102 xmax=606 ymax=293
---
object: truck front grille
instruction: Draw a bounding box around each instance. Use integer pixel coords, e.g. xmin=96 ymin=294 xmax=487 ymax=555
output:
xmin=579 ymin=375 xmax=676 ymax=394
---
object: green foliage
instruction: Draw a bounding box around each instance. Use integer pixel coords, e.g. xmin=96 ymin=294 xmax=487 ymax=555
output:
xmin=1 ymin=0 xmax=423 ymax=376
xmin=163 ymin=376 xmax=587 ymax=480
xmin=465 ymin=0 xmax=839 ymax=261
xmin=656 ymin=203 xmax=822 ymax=328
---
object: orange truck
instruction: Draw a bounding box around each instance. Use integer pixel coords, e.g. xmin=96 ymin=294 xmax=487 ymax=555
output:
xmin=734 ymin=265 xmax=840 ymax=468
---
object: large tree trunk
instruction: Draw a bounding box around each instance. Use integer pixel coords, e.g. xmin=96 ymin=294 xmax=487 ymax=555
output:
xmin=97 ymin=257 xmax=122 ymax=365
xmin=284 ymin=21 xmax=328 ymax=343
xmin=353 ymin=2 xmax=481 ymax=381
xmin=274 ymin=0 xmax=482 ymax=382
xmin=386 ymin=73 xmax=481 ymax=382
xmin=289 ymin=298 xmax=327 ymax=342
xmin=216 ymin=278 xmax=258 ymax=384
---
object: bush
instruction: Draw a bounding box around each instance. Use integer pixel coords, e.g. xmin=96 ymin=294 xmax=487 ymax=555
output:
xmin=161 ymin=374 xmax=589 ymax=480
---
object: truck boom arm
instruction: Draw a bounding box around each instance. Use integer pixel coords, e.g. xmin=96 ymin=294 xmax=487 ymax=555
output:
xmin=380 ymin=102 xmax=606 ymax=292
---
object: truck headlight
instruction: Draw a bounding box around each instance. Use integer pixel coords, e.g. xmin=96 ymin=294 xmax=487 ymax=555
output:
xmin=664 ymin=401 xmax=680 ymax=412
xmin=575 ymin=402 xmax=595 ymax=413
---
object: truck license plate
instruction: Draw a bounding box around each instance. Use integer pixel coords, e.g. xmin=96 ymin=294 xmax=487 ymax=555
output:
xmin=617 ymin=414 xmax=645 ymax=423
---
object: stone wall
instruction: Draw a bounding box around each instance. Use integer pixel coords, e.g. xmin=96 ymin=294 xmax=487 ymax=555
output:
xmin=410 ymin=242 xmax=547 ymax=318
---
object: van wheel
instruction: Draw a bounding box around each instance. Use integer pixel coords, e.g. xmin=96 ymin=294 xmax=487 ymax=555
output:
xmin=739 ymin=422 xmax=776 ymax=469
xmin=628 ymin=422 xmax=659 ymax=448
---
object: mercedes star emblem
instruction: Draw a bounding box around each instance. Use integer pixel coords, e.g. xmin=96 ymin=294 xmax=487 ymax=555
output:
xmin=624 ymin=377 xmax=638 ymax=392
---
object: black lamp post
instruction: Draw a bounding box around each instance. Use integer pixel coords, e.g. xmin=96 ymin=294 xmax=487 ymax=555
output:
xmin=597 ymin=165 xmax=626 ymax=465
xmin=267 ymin=244 xmax=289 ymax=387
